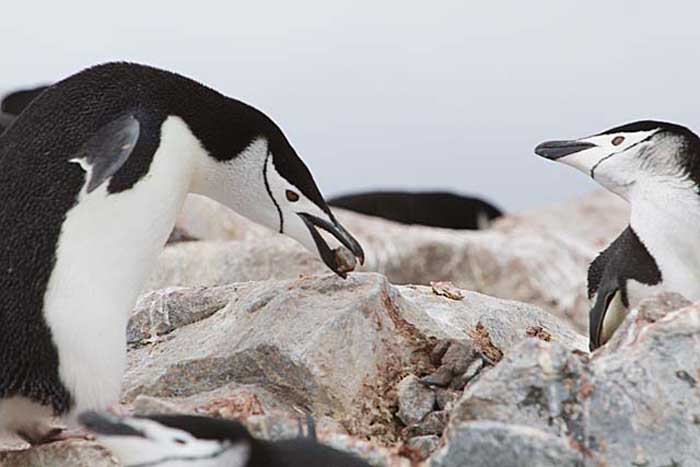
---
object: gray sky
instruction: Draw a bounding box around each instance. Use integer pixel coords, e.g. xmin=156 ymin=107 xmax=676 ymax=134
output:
xmin=3 ymin=1 xmax=700 ymax=211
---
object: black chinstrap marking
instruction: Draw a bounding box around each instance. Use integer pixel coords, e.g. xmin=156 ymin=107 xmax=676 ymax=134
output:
xmin=263 ymin=150 xmax=284 ymax=234
xmin=590 ymin=133 xmax=657 ymax=179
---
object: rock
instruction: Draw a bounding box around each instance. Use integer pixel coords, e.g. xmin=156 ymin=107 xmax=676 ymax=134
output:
xmin=167 ymin=191 xmax=628 ymax=332
xmin=0 ymin=441 xmax=119 ymax=467
xmin=429 ymin=421 xmax=583 ymax=467
xmin=405 ymin=410 xmax=448 ymax=437
xmin=146 ymin=238 xmax=329 ymax=292
xmin=441 ymin=295 xmax=700 ymax=465
xmin=451 ymin=358 xmax=484 ymax=391
xmin=125 ymin=273 xmax=584 ymax=443
xmin=397 ymin=375 xmax=436 ymax=426
xmin=131 ymin=394 xmax=184 ymax=415
xmin=599 ymin=291 xmax=692 ymax=354
xmin=420 ymin=366 xmax=453 ymax=387
xmin=405 ymin=435 xmax=441 ymax=459
xmin=494 ymin=190 xmax=627 ymax=250
xmin=128 ymin=285 xmax=236 ymax=345
xmin=435 ymin=388 xmax=460 ymax=411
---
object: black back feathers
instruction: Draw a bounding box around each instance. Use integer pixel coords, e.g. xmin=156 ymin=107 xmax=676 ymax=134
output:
xmin=1 ymin=85 xmax=49 ymax=116
xmin=329 ymin=191 xmax=502 ymax=229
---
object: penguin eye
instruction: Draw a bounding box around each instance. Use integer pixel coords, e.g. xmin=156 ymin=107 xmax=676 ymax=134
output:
xmin=286 ymin=190 xmax=300 ymax=202
xmin=612 ymin=136 xmax=625 ymax=146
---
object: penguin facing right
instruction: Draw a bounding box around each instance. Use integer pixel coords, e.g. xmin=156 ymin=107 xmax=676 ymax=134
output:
xmin=329 ymin=190 xmax=503 ymax=229
xmin=79 ymin=411 xmax=372 ymax=467
xmin=535 ymin=120 xmax=700 ymax=349
xmin=0 ymin=62 xmax=364 ymax=444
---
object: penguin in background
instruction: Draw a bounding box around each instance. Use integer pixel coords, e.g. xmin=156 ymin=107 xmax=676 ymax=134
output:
xmin=0 ymin=62 xmax=364 ymax=444
xmin=329 ymin=190 xmax=503 ymax=230
xmin=79 ymin=411 xmax=372 ymax=467
xmin=535 ymin=120 xmax=700 ymax=349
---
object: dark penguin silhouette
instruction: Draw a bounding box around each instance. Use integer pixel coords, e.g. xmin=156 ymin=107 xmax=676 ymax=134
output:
xmin=79 ymin=411 xmax=372 ymax=467
xmin=536 ymin=120 xmax=700 ymax=350
xmin=329 ymin=190 xmax=502 ymax=229
xmin=0 ymin=62 xmax=364 ymax=444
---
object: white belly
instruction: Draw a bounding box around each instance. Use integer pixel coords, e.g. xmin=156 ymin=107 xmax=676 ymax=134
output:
xmin=43 ymin=116 xmax=197 ymax=418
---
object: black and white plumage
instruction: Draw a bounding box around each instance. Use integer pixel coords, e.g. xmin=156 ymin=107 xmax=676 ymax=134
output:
xmin=0 ymin=62 xmax=364 ymax=443
xmin=329 ymin=191 xmax=502 ymax=229
xmin=79 ymin=412 xmax=372 ymax=467
xmin=535 ymin=120 xmax=700 ymax=349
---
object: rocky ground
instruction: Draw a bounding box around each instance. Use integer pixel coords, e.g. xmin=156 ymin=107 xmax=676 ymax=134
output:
xmin=5 ymin=191 xmax=698 ymax=466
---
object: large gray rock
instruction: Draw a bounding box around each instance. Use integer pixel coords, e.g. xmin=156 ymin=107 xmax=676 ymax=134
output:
xmin=0 ymin=441 xmax=118 ymax=467
xmin=430 ymin=421 xmax=583 ymax=467
xmin=163 ymin=191 xmax=627 ymax=332
xmin=439 ymin=295 xmax=700 ymax=466
xmin=125 ymin=273 xmax=585 ymax=443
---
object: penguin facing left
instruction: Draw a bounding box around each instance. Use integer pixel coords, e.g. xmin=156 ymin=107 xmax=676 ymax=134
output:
xmin=535 ymin=120 xmax=700 ymax=349
xmin=0 ymin=62 xmax=364 ymax=444
xmin=79 ymin=411 xmax=372 ymax=467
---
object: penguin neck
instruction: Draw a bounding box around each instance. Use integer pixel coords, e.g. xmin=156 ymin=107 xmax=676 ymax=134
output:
xmin=628 ymin=179 xmax=700 ymax=299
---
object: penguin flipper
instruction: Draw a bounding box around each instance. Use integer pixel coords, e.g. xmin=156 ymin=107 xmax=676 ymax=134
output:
xmin=73 ymin=114 xmax=141 ymax=193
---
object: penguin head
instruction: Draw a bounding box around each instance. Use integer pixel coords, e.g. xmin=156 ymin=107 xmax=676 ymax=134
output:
xmin=79 ymin=411 xmax=253 ymax=467
xmin=535 ymin=121 xmax=700 ymax=200
xmin=189 ymin=105 xmax=365 ymax=278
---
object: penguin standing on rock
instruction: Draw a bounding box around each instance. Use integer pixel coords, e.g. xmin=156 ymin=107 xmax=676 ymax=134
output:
xmin=0 ymin=62 xmax=364 ymax=444
xmin=79 ymin=411 xmax=372 ymax=467
xmin=535 ymin=121 xmax=700 ymax=350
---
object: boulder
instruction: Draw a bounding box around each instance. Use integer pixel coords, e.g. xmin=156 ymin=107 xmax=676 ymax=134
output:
xmin=430 ymin=421 xmax=583 ymax=467
xmin=437 ymin=294 xmax=700 ymax=466
xmin=0 ymin=441 xmax=118 ymax=467
xmin=125 ymin=273 xmax=585 ymax=444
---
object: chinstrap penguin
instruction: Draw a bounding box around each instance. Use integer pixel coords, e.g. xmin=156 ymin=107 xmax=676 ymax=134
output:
xmin=535 ymin=120 xmax=700 ymax=350
xmin=0 ymin=62 xmax=364 ymax=444
xmin=329 ymin=190 xmax=502 ymax=229
xmin=79 ymin=411 xmax=372 ymax=467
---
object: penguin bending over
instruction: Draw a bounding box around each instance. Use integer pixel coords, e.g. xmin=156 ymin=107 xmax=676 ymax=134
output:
xmin=0 ymin=62 xmax=364 ymax=443
xmin=329 ymin=190 xmax=502 ymax=229
xmin=79 ymin=411 xmax=372 ymax=467
xmin=535 ymin=120 xmax=700 ymax=349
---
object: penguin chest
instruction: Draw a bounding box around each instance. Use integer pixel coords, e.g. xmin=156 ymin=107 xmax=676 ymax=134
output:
xmin=42 ymin=116 xmax=197 ymax=415
xmin=654 ymin=257 xmax=700 ymax=302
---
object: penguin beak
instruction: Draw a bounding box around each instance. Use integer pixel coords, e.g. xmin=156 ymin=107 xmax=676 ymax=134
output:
xmin=297 ymin=213 xmax=365 ymax=278
xmin=535 ymin=140 xmax=596 ymax=160
xmin=78 ymin=411 xmax=145 ymax=438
